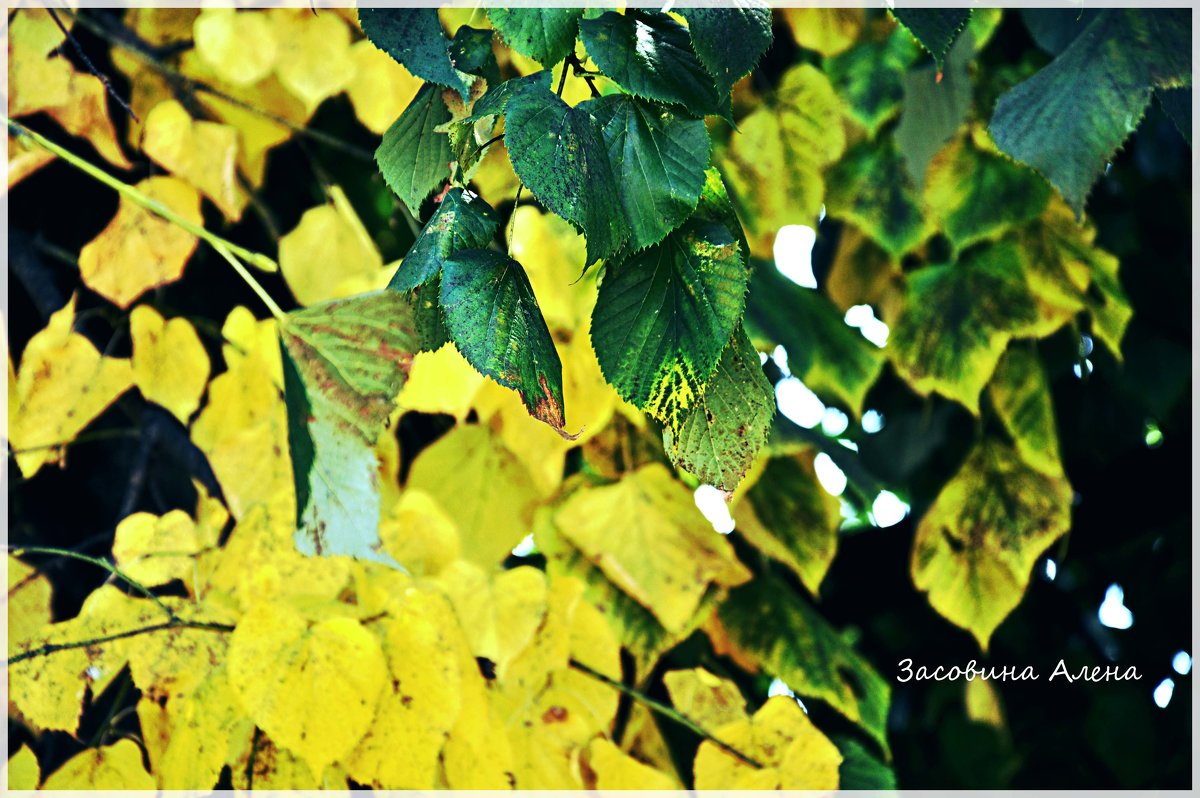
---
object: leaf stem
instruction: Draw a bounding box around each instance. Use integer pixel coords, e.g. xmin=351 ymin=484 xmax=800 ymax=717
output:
xmin=568 ymin=658 xmax=765 ymax=769
xmin=9 ymin=545 xmax=177 ymax=622
xmin=7 ymin=119 xmax=286 ymax=321
xmin=4 ymin=617 xmax=236 ymax=667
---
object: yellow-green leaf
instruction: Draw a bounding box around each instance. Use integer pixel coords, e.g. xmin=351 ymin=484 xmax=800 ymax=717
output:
xmin=41 ymin=740 xmax=155 ymax=790
xmin=7 ymin=745 xmax=40 ymax=790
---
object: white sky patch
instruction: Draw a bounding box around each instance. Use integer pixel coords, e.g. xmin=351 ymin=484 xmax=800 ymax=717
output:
xmin=862 ymin=409 xmax=885 ymax=433
xmin=1098 ymin=583 xmax=1134 ymax=630
xmin=767 ymin=677 xmax=808 ymax=713
xmin=813 ymin=452 xmax=847 ymax=497
xmin=774 ymin=225 xmax=818 ymax=288
xmin=511 ymin=534 xmax=537 ymax=557
xmin=844 ymin=304 xmax=889 ymax=347
xmin=776 ymin=377 xmax=825 ymax=428
xmin=1154 ymin=678 xmax=1175 ymax=709
xmin=694 ymin=485 xmax=735 ymax=534
xmin=1173 ymin=651 xmax=1191 ymax=675
xmin=1044 ymin=558 xmax=1058 ymax=581
xmin=821 ymin=407 xmax=849 ymax=436
xmin=870 ymin=491 xmax=909 ymax=527
xmin=772 ymin=344 xmax=791 ymax=376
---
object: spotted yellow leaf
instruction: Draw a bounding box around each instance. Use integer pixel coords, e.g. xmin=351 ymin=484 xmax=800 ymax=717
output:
xmin=41 ymin=740 xmax=155 ymax=790
xmin=663 ymin=667 xmax=748 ymax=733
xmin=7 ymin=555 xmax=52 ymax=655
xmin=111 ymin=509 xmax=201 ymax=588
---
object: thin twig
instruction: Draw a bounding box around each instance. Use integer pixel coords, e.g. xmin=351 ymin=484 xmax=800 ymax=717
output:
xmin=5 ymin=617 xmax=236 ymax=666
xmin=9 ymin=545 xmax=176 ymax=621
xmin=47 ymin=7 xmax=139 ymax=122
xmin=568 ymin=658 xmax=765 ymax=768
xmin=473 ymin=132 xmax=504 ymax=158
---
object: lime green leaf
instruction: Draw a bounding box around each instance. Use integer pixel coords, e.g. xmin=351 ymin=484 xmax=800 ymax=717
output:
xmin=440 ymin=249 xmax=566 ymax=430
xmin=1085 ymin=242 xmax=1132 ymax=361
xmin=923 ymin=135 xmax=1051 ymax=251
xmin=586 ymin=93 xmax=710 ymax=251
xmin=835 ymin=736 xmax=897 ymax=790
xmin=591 ymin=218 xmax=747 ymax=430
xmin=376 ymin=84 xmax=452 ymax=218
xmin=890 ymin=8 xmax=971 ymax=69
xmin=989 ymin=9 xmax=1190 ymax=216
xmin=824 ymin=26 xmax=920 ymax=138
xmin=988 ymin=344 xmax=1062 ymax=477
xmin=555 ymin=463 xmax=750 ymax=632
xmin=715 ymin=571 xmax=891 ymax=753
xmin=825 ymin=139 xmax=932 ymax=258
xmin=911 ymin=437 xmax=1072 ymax=650
xmin=388 ymin=188 xmax=499 ymax=292
xmin=745 ymin=262 xmax=884 ymax=416
xmin=663 ymin=325 xmax=774 ymax=492
xmin=679 ymin=6 xmax=773 ymax=97
xmin=579 ymin=11 xmax=728 ymax=119
xmin=280 ymin=291 xmax=416 ymax=564
xmin=504 ymin=80 xmax=626 ymax=264
xmin=734 ymin=450 xmax=842 ymax=595
xmin=487 ymin=8 xmax=583 ymax=66
xmin=888 ymin=242 xmax=1039 ymax=413
xmin=358 ymin=9 xmax=471 ymax=101
xmin=1158 ymin=87 xmax=1192 ymax=145
xmin=894 ymin=32 xmax=973 ymax=188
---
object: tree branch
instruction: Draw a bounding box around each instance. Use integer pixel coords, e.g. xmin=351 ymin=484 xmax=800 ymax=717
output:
xmin=9 ymin=545 xmax=176 ymax=622
xmin=5 ymin=617 xmax=235 ymax=667
xmin=47 ymin=7 xmax=139 ymax=122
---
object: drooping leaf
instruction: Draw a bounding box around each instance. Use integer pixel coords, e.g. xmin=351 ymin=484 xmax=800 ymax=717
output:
xmin=554 ymin=463 xmax=751 ymax=633
xmin=586 ymin=93 xmax=711 ymax=251
xmin=440 ymin=248 xmax=565 ymax=430
xmin=357 ymin=8 xmax=472 ymax=101
xmin=888 ymin=242 xmax=1039 ymax=413
xmin=890 ymin=8 xmax=972 ymax=69
xmin=280 ymin=291 xmax=416 ymax=565
xmin=894 ymin=31 xmax=974 ymax=187
xmin=712 ymin=571 xmax=891 ymax=753
xmin=376 ymin=84 xmax=454 ymax=218
xmin=923 ymin=134 xmax=1052 ymax=251
xmin=579 ymin=10 xmax=728 ymax=118
xmin=504 ymin=80 xmax=626 ymax=264
xmin=130 ymin=306 xmax=210 ymax=424
xmin=662 ymin=326 xmax=774 ymax=492
xmin=679 ymin=5 xmax=773 ymax=96
xmin=389 ymin=188 xmax=499 ymax=292
xmin=487 ymin=8 xmax=583 ymax=66
xmin=824 ymin=24 xmax=921 ymax=138
xmin=911 ymin=437 xmax=1073 ymax=649
xmin=590 ymin=218 xmax=747 ymax=430
xmin=988 ymin=344 xmax=1063 ymax=477
xmin=824 ymin=139 xmax=933 ymax=258
xmin=989 ymin=9 xmax=1191 ymax=216
xmin=745 ymin=261 xmax=885 ymax=416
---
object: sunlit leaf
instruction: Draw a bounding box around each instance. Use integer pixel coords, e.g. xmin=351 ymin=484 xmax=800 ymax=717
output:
xmin=585 ymin=738 xmax=676 ymax=790
xmin=7 ymin=556 xmax=52 ymax=656
xmin=112 ymin=510 xmax=202 ymax=588
xmin=345 ymin=40 xmax=423 ymax=135
xmin=269 ymin=8 xmax=356 ymax=114
xmin=130 ymin=306 xmax=210 ymax=423
xmin=7 ymin=132 xmax=55 ymax=188
xmin=7 ymin=745 xmax=40 ymax=790
xmin=663 ymin=667 xmax=747 ymax=732
xmin=193 ymin=8 xmax=279 ymax=87
xmin=280 ymin=187 xmax=386 ymax=305
xmin=376 ymin=84 xmax=454 ymax=218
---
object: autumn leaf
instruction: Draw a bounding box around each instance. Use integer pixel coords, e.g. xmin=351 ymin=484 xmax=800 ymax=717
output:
xmin=130 ymin=306 xmax=210 ymax=423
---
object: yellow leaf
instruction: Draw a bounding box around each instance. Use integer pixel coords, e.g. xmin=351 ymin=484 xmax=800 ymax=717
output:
xmin=142 ymin=99 xmax=247 ymax=221
xmin=430 ymin=562 xmax=547 ymax=674
xmin=41 ymin=740 xmax=155 ymax=790
xmin=473 ymin=377 xmax=572 ymax=496
xmin=585 ymin=738 xmax=676 ymax=790
xmin=193 ymin=9 xmax=279 ymax=87
xmin=471 ymin=144 xmax=522 ymax=208
xmin=440 ymin=635 xmax=517 ymax=789
xmin=396 ymin=344 xmax=485 ymax=419
xmin=9 ymin=296 xmax=134 ymax=478
xmin=269 ymin=9 xmax=356 ymax=114
xmin=379 ymin=489 xmax=461 ymax=575
xmin=7 ymin=744 xmax=40 ymax=790
xmin=345 ymin=40 xmax=422 ymax=135
xmin=48 ymin=69 xmax=134 ymax=169
xmin=8 ymin=622 xmax=90 ymax=732
xmin=553 ymin=463 xmax=752 ymax=632
xmin=78 ymin=177 xmax=202 ymax=309
xmin=130 ymin=305 xmax=210 ymax=421
xmin=7 ymin=555 xmax=52 ymax=654
xmin=663 ymin=667 xmax=748 ymax=733
xmin=193 ymin=479 xmax=230 ymax=549
xmin=784 ymin=8 xmax=864 ymax=56
xmin=344 ymin=587 xmax=464 ymax=788
xmin=8 ymin=133 xmax=55 ymax=188
xmin=693 ymin=696 xmax=842 ymax=789
xmin=231 ymin=734 xmax=349 ymax=789
xmin=228 ymin=599 xmax=386 ymax=776
xmin=619 ymin=703 xmax=685 ymax=786
xmin=406 ymin=425 xmax=539 ymax=568
xmin=279 ymin=186 xmax=386 ymax=305
xmin=111 ymin=509 xmax=201 ymax=588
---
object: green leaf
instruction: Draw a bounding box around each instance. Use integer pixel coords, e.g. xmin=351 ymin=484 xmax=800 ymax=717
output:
xmin=823 ymin=26 xmax=920 ymax=138
xmin=679 ymin=5 xmax=774 ymax=97
xmin=504 ymin=80 xmax=626 ymax=264
xmin=989 ymin=9 xmax=1191 ymax=216
xmin=586 ymin=93 xmax=710 ymax=251
xmin=591 ymin=218 xmax=747 ymax=430
xmin=411 ymin=277 xmax=449 ymax=353
xmin=459 ymin=71 xmax=553 ymax=125
xmin=1085 ymin=240 xmax=1132 ymax=361
xmin=923 ymin=135 xmax=1051 ymax=252
xmin=834 ymin=736 xmax=897 ymax=790
xmin=1019 ymin=8 xmax=1100 ymax=55
xmin=888 ymin=242 xmax=1039 ymax=413
xmin=894 ymin=31 xmax=974 ymax=188
xmin=447 ymin=25 xmax=499 ymax=87
xmin=579 ymin=10 xmax=728 ymax=119
xmin=890 ymin=8 xmax=971 ymax=69
xmin=988 ymin=344 xmax=1062 ymax=477
xmin=280 ymin=291 xmax=416 ymax=566
xmin=911 ymin=437 xmax=1072 ymax=650
xmin=745 ymin=261 xmax=884 ymax=416
xmin=376 ymin=84 xmax=453 ymax=218
xmin=440 ymin=248 xmax=566 ymax=430
xmin=733 ymin=450 xmax=842 ymax=595
xmin=1157 ymin=86 xmax=1192 ymax=145
xmin=486 ymin=8 xmax=583 ymax=66
xmin=715 ymin=571 xmax=891 ymax=754
xmin=824 ymin=140 xmax=932 ymax=258
xmin=358 ymin=9 xmax=472 ymax=101
xmin=388 ymin=188 xmax=499 ymax=292
xmin=662 ymin=325 xmax=774 ymax=492
xmin=721 ymin=63 xmax=846 ymax=256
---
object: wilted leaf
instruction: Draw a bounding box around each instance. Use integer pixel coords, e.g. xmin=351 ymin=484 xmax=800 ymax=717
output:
xmin=130 ymin=306 xmax=210 ymax=423
xmin=911 ymin=437 xmax=1073 ymax=649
